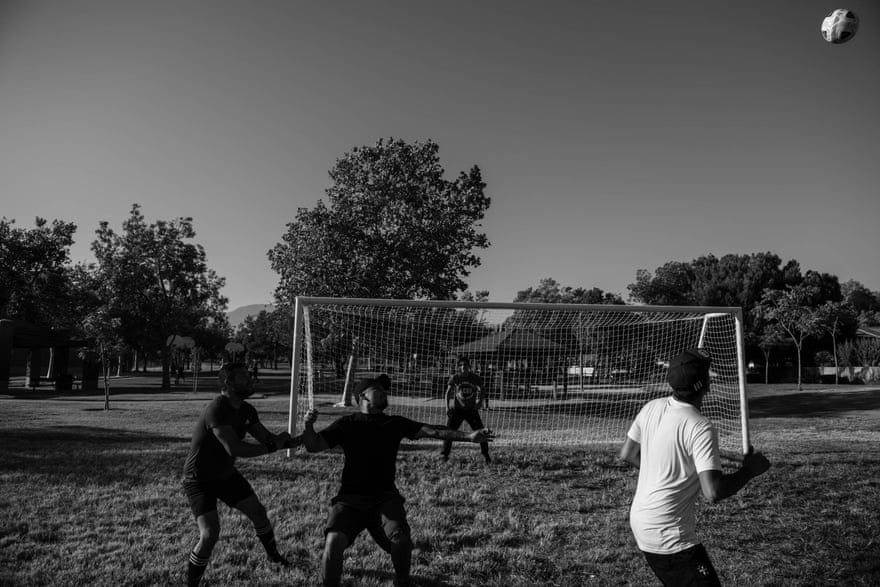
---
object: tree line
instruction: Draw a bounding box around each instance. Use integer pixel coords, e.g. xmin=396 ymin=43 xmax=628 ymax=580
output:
xmin=2 ymin=138 xmax=878 ymax=396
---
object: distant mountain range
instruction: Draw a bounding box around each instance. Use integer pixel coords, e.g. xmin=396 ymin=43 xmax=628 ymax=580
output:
xmin=227 ymin=304 xmax=275 ymax=328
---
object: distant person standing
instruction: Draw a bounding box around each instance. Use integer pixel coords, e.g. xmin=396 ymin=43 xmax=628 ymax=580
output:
xmin=619 ymin=348 xmax=771 ymax=586
xmin=182 ymin=362 xmax=300 ymax=586
xmin=441 ymin=356 xmax=491 ymax=463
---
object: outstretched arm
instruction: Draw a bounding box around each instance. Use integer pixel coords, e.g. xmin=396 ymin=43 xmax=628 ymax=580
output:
xmin=213 ymin=425 xmax=279 ymax=458
xmin=248 ymin=420 xmax=300 ymax=451
xmin=302 ymin=409 xmax=330 ymax=453
xmin=415 ymin=424 xmax=495 ymax=444
xmin=698 ymin=447 xmax=771 ymax=503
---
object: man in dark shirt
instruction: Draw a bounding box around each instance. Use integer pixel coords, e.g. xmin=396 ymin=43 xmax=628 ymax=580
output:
xmin=303 ymin=374 xmax=494 ymax=587
xmin=441 ymin=356 xmax=491 ymax=463
xmin=182 ymin=362 xmax=301 ymax=587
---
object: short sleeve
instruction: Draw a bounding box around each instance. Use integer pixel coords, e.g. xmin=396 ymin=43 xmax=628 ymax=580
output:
xmin=691 ymin=421 xmax=721 ymax=473
xmin=627 ymin=415 xmax=642 ymax=444
xmin=204 ymin=402 xmax=227 ymax=431
xmin=626 ymin=402 xmax=647 ymax=443
xmin=243 ymin=402 xmax=260 ymax=425
xmin=399 ymin=416 xmax=425 ymax=440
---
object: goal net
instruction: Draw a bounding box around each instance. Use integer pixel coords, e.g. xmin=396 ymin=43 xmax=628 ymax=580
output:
xmin=287 ymin=297 xmax=750 ymax=454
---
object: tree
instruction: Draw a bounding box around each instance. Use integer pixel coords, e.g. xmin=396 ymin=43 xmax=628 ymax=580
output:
xmin=0 ymin=217 xmax=79 ymax=326
xmin=235 ymin=309 xmax=291 ymax=369
xmin=813 ymin=301 xmax=858 ymax=384
xmin=91 ymin=205 xmax=228 ymax=389
xmin=753 ymin=285 xmax=823 ymax=390
xmin=268 ymin=138 xmax=491 ymax=305
xmin=689 ymin=252 xmax=788 ymax=313
xmin=81 ymin=310 xmax=125 ymax=410
xmin=515 ymin=278 xmax=624 ymax=306
xmin=627 ymin=262 xmax=695 ymax=305
xmin=842 ymin=280 xmax=880 ymax=326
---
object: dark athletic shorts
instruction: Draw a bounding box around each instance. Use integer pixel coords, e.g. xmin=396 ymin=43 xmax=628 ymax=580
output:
xmin=642 ymin=543 xmax=721 ymax=587
xmin=183 ymin=470 xmax=255 ymax=518
xmin=325 ymin=492 xmax=411 ymax=550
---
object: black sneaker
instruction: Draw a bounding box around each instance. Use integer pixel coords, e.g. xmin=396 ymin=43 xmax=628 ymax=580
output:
xmin=267 ymin=551 xmax=291 ymax=567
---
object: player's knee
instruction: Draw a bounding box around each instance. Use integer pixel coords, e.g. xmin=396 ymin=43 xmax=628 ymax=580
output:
xmin=324 ymin=531 xmax=349 ymax=555
xmin=388 ymin=530 xmax=413 ymax=554
xmin=251 ymin=503 xmax=268 ymax=525
xmin=200 ymin=524 xmax=221 ymax=547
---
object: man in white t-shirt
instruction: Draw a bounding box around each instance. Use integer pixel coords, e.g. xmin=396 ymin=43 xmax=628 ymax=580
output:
xmin=619 ymin=348 xmax=770 ymax=586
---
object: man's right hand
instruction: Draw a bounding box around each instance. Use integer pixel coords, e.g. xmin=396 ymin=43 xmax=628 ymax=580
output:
xmin=304 ymin=409 xmax=319 ymax=425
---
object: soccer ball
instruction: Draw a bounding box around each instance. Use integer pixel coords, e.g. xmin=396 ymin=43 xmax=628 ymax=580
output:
xmin=821 ymin=9 xmax=859 ymax=44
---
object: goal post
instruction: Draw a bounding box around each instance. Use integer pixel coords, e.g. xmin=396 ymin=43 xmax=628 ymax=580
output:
xmin=287 ymin=297 xmax=751 ymax=455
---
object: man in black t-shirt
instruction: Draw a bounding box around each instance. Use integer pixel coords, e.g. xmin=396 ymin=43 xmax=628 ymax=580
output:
xmin=182 ymin=362 xmax=302 ymax=587
xmin=442 ymin=356 xmax=491 ymax=463
xmin=303 ymin=374 xmax=494 ymax=587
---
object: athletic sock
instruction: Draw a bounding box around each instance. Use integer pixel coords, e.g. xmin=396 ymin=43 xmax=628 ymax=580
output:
xmin=187 ymin=550 xmax=209 ymax=586
xmin=255 ymin=523 xmax=289 ymax=565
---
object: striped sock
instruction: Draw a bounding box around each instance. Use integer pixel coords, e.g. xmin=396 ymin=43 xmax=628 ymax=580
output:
xmin=187 ymin=550 xmax=209 ymax=586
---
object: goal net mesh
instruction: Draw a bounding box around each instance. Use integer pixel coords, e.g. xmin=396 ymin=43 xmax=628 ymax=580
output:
xmin=290 ymin=299 xmax=747 ymax=453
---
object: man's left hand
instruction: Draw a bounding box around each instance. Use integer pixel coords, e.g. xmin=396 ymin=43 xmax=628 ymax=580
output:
xmin=471 ymin=429 xmax=495 ymax=443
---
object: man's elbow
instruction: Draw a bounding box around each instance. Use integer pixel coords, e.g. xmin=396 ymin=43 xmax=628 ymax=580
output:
xmin=699 ymin=471 xmax=725 ymax=503
xmin=619 ymin=455 xmax=638 ymax=468
xmin=702 ymin=488 xmax=722 ymax=504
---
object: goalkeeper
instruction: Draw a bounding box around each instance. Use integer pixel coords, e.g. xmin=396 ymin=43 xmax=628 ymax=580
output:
xmin=619 ymin=348 xmax=770 ymax=586
xmin=303 ymin=374 xmax=494 ymax=587
xmin=441 ymin=356 xmax=491 ymax=463
xmin=182 ymin=361 xmax=302 ymax=587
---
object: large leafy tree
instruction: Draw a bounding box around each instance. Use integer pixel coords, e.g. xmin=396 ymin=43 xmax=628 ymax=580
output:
xmin=627 ymin=262 xmax=695 ymax=306
xmin=268 ymin=138 xmax=491 ymax=305
xmin=842 ymin=279 xmax=880 ymax=326
xmin=0 ymin=217 xmax=79 ymax=326
xmin=689 ymin=253 xmax=789 ymax=312
xmin=91 ymin=205 xmax=228 ymax=388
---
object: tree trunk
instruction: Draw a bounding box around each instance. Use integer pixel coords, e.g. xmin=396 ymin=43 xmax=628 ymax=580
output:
xmin=101 ymin=345 xmax=111 ymax=410
xmin=832 ymin=332 xmax=839 ymax=385
xmin=45 ymin=347 xmax=55 ymax=378
xmin=161 ymin=346 xmax=172 ymax=389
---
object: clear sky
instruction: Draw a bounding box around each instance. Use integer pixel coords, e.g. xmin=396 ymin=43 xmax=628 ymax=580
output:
xmin=2 ymin=1 xmax=878 ymax=310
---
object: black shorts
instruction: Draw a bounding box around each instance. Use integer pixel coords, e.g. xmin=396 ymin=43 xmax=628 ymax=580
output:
xmin=183 ymin=470 xmax=255 ymax=518
xmin=642 ymin=543 xmax=721 ymax=587
xmin=325 ymin=492 xmax=410 ymax=550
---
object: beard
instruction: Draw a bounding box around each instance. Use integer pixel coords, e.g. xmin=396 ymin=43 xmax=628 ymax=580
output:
xmin=367 ymin=396 xmax=388 ymax=411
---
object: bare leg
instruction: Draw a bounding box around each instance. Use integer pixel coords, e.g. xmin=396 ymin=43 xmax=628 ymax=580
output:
xmin=323 ymin=531 xmax=349 ymax=587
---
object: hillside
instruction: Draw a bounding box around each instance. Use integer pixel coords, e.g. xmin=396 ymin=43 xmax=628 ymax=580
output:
xmin=227 ymin=304 xmax=274 ymax=328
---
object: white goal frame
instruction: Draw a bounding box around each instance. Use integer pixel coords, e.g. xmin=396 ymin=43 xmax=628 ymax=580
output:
xmin=287 ymin=297 xmax=750 ymax=455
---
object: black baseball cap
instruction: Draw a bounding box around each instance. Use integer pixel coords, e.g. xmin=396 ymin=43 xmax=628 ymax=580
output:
xmin=355 ymin=374 xmax=391 ymax=396
xmin=667 ymin=348 xmax=711 ymax=395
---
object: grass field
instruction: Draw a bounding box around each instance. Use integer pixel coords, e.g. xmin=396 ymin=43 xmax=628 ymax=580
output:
xmin=1 ymin=371 xmax=879 ymax=586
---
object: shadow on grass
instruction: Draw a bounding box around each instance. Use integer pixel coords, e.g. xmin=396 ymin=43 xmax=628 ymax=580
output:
xmin=0 ymin=426 xmax=186 ymax=485
xmin=750 ymin=388 xmax=880 ymax=418
xmin=347 ymin=567 xmax=462 ymax=587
